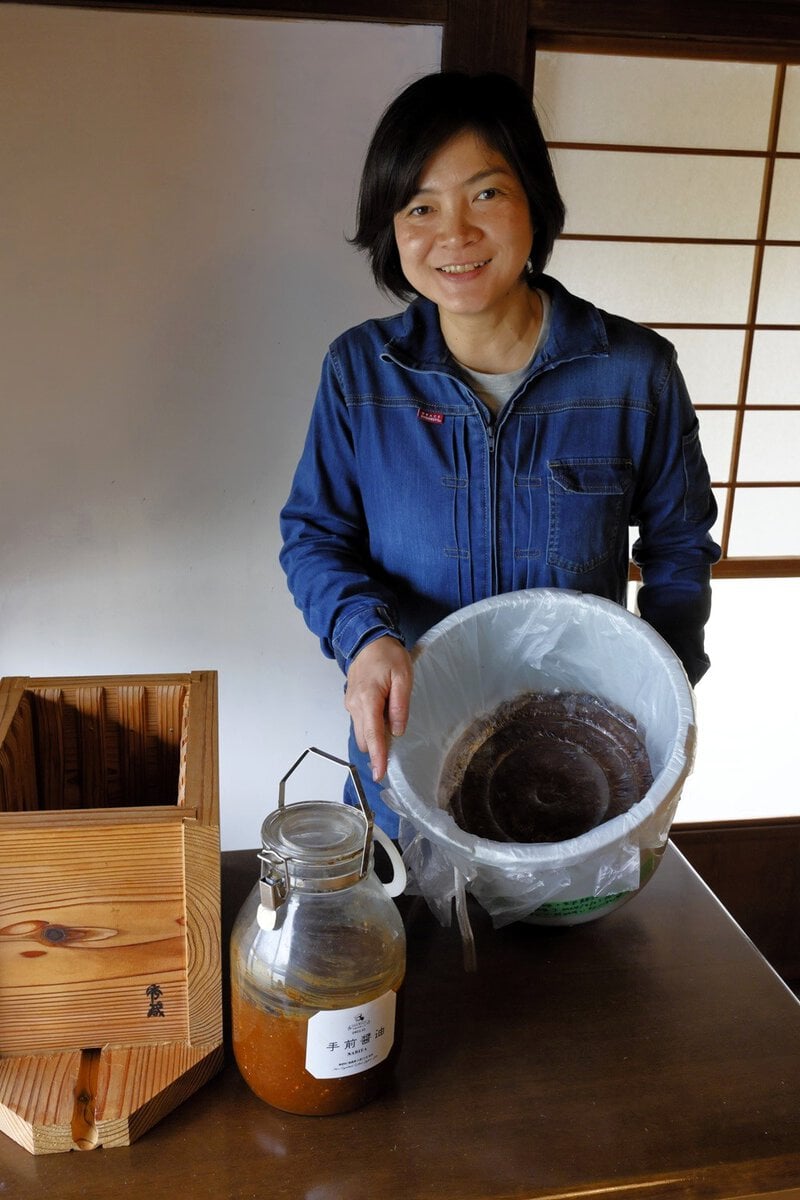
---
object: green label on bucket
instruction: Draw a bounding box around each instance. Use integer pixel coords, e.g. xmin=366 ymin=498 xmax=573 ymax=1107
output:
xmin=533 ymin=891 xmax=631 ymax=918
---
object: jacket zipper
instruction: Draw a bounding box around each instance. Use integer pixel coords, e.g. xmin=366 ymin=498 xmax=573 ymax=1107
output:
xmin=485 ymin=414 xmax=499 ymax=594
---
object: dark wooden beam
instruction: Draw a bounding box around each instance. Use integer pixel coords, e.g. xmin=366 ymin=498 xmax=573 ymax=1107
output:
xmin=710 ymin=557 xmax=800 ymax=579
xmin=527 ymin=0 xmax=800 ymax=61
xmin=31 ymin=0 xmax=446 ymax=22
xmin=441 ymin=0 xmax=530 ymax=82
xmin=22 ymin=0 xmax=800 ymax=61
xmin=630 ymin=557 xmax=800 ymax=581
xmin=528 ymin=0 xmax=800 ymax=42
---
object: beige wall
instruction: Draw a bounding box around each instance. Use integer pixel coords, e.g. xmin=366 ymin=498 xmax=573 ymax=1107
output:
xmin=0 ymin=3 xmax=441 ymax=847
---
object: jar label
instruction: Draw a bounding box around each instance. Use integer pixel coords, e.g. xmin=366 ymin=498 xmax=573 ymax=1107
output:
xmin=305 ymin=991 xmax=396 ymax=1080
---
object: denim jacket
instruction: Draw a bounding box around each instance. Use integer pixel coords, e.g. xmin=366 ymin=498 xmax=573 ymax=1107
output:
xmin=280 ymin=275 xmax=719 ymax=687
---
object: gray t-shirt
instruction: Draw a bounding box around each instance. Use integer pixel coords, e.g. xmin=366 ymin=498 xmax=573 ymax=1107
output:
xmin=456 ymin=289 xmax=551 ymax=416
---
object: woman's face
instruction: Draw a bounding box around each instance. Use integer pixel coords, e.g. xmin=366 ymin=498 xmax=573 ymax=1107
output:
xmin=392 ymin=129 xmax=534 ymax=324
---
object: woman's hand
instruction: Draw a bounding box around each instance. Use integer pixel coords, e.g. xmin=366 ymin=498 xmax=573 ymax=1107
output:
xmin=345 ymin=636 xmax=413 ymax=783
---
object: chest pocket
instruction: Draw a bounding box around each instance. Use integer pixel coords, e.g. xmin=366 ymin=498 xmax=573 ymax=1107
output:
xmin=547 ymin=459 xmax=633 ymax=573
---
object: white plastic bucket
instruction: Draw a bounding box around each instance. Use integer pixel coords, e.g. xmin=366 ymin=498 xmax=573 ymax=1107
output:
xmin=384 ymin=588 xmax=696 ymax=928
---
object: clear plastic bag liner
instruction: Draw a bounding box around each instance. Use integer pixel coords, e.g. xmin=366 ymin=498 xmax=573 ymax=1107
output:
xmin=384 ymin=589 xmax=696 ymax=927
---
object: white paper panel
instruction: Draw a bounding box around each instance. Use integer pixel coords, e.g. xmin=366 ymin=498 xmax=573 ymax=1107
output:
xmin=710 ymin=487 xmax=728 ymax=547
xmin=552 ymin=149 xmax=764 ymax=239
xmin=778 ymin=65 xmax=800 ymax=151
xmin=757 ymin=247 xmax=800 ymax=323
xmin=657 ymin=328 xmax=745 ymax=408
xmin=737 ymin=410 xmax=800 ymax=481
xmin=679 ymin=577 xmax=800 ymax=823
xmin=696 ymin=410 xmax=736 ymax=484
xmin=748 ymin=331 xmax=800 ymax=405
xmin=727 ymin=487 xmax=800 ymax=555
xmin=766 ymin=158 xmax=800 ymax=240
xmin=548 ymin=240 xmax=755 ymax=324
xmin=534 ymin=52 xmax=776 ymax=150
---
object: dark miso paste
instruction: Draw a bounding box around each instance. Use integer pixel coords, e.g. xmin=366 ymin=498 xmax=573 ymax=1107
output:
xmin=442 ymin=691 xmax=652 ymax=843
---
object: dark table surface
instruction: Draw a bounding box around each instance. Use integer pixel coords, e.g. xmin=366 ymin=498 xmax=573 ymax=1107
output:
xmin=2 ymin=842 xmax=799 ymax=1200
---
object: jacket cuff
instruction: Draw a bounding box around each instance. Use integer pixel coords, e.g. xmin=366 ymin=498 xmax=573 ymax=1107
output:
xmin=332 ymin=604 xmax=405 ymax=673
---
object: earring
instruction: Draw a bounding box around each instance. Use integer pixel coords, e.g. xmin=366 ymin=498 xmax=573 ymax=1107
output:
xmin=525 ymin=257 xmax=534 ymax=276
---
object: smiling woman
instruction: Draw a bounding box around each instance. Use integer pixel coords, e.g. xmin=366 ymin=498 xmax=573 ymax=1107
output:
xmin=279 ymin=70 xmax=720 ymax=836
xmin=352 ymin=71 xmax=564 ymax=299
xmin=391 ymin=131 xmax=537 ymax=369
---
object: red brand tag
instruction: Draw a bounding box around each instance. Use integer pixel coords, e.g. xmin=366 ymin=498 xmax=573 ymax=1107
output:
xmin=417 ymin=408 xmax=444 ymax=425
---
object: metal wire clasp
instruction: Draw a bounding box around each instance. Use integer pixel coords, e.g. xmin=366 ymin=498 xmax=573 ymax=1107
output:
xmin=276 ymin=746 xmax=373 ymax=880
xmin=258 ymin=849 xmax=290 ymax=915
xmin=257 ymin=747 xmax=374 ymax=925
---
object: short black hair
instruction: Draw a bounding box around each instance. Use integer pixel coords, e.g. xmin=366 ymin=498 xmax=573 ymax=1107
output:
xmin=351 ymin=71 xmax=566 ymax=302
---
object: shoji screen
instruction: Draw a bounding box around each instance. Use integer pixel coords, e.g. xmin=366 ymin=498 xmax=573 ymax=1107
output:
xmin=535 ymin=52 xmax=799 ymax=573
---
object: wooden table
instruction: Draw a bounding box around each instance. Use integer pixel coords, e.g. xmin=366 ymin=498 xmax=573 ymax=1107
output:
xmin=1 ymin=843 xmax=799 ymax=1200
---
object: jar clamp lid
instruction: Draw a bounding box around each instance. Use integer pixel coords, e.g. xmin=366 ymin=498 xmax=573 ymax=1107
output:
xmin=258 ymin=747 xmax=375 ymax=926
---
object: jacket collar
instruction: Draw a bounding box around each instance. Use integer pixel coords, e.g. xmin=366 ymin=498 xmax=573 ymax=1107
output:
xmin=382 ymin=274 xmax=609 ymax=377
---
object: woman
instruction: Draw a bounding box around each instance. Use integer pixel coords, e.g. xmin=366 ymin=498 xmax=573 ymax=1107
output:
xmin=280 ymin=71 xmax=720 ymax=836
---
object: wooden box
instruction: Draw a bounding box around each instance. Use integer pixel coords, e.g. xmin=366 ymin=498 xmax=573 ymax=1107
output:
xmin=0 ymin=672 xmax=223 ymax=1154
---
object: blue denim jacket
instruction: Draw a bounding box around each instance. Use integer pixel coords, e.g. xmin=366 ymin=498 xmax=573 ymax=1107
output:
xmin=280 ymin=276 xmax=720 ymax=832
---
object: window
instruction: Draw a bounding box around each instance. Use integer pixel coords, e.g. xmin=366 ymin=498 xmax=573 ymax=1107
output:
xmin=534 ymin=51 xmax=800 ymax=577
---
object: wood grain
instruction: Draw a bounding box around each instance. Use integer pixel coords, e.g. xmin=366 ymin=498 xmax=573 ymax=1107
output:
xmin=30 ymin=690 xmax=64 ymax=810
xmin=441 ymin=0 xmax=530 ymax=81
xmin=0 ymin=1049 xmax=80 ymax=1154
xmin=95 ymin=1042 xmax=224 ymax=1148
xmin=74 ymin=686 xmax=107 ymax=808
xmin=1 ymin=676 xmax=192 ymax=812
xmin=0 ymin=672 xmax=223 ymax=1154
xmin=0 ymin=690 xmax=38 ymax=813
xmin=154 ymin=684 xmax=187 ymax=806
xmin=0 ymin=1042 xmax=224 ymax=1153
xmin=182 ymin=671 xmax=219 ymax=828
xmin=184 ymin=823 xmax=223 ymax=1048
xmin=182 ymin=672 xmax=222 ymax=1046
xmin=118 ymin=686 xmax=146 ymax=806
xmin=0 ymin=822 xmax=189 ymax=1053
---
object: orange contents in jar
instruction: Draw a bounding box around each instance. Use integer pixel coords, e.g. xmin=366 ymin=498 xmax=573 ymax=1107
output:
xmin=232 ymin=983 xmax=403 ymax=1116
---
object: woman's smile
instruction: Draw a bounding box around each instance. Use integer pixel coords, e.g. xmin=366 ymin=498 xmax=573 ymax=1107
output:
xmin=392 ymin=129 xmax=534 ymax=329
xmin=438 ymin=259 xmax=491 ymax=275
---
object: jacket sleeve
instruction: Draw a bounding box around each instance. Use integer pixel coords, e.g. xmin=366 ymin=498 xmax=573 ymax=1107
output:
xmin=631 ymin=349 xmax=721 ymax=686
xmin=279 ymin=351 xmax=404 ymax=674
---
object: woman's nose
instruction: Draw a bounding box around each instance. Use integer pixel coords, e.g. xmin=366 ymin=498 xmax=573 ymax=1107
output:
xmin=437 ymin=206 xmax=477 ymax=245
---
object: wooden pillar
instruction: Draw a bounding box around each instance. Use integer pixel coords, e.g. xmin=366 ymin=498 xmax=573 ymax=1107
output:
xmin=440 ymin=0 xmax=531 ymax=85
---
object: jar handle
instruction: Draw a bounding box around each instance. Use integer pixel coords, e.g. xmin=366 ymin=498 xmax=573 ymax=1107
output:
xmin=372 ymin=826 xmax=407 ymax=898
xmin=278 ymin=748 xmax=405 ymax=891
xmin=279 ymin=746 xmax=373 ymax=877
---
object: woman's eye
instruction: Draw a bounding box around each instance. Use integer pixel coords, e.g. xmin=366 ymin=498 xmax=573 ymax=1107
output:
xmin=477 ymin=187 xmax=499 ymax=201
xmin=408 ymin=204 xmax=432 ymax=217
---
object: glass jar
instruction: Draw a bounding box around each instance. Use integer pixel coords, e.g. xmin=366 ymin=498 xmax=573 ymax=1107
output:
xmin=230 ymin=748 xmax=407 ymax=1116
